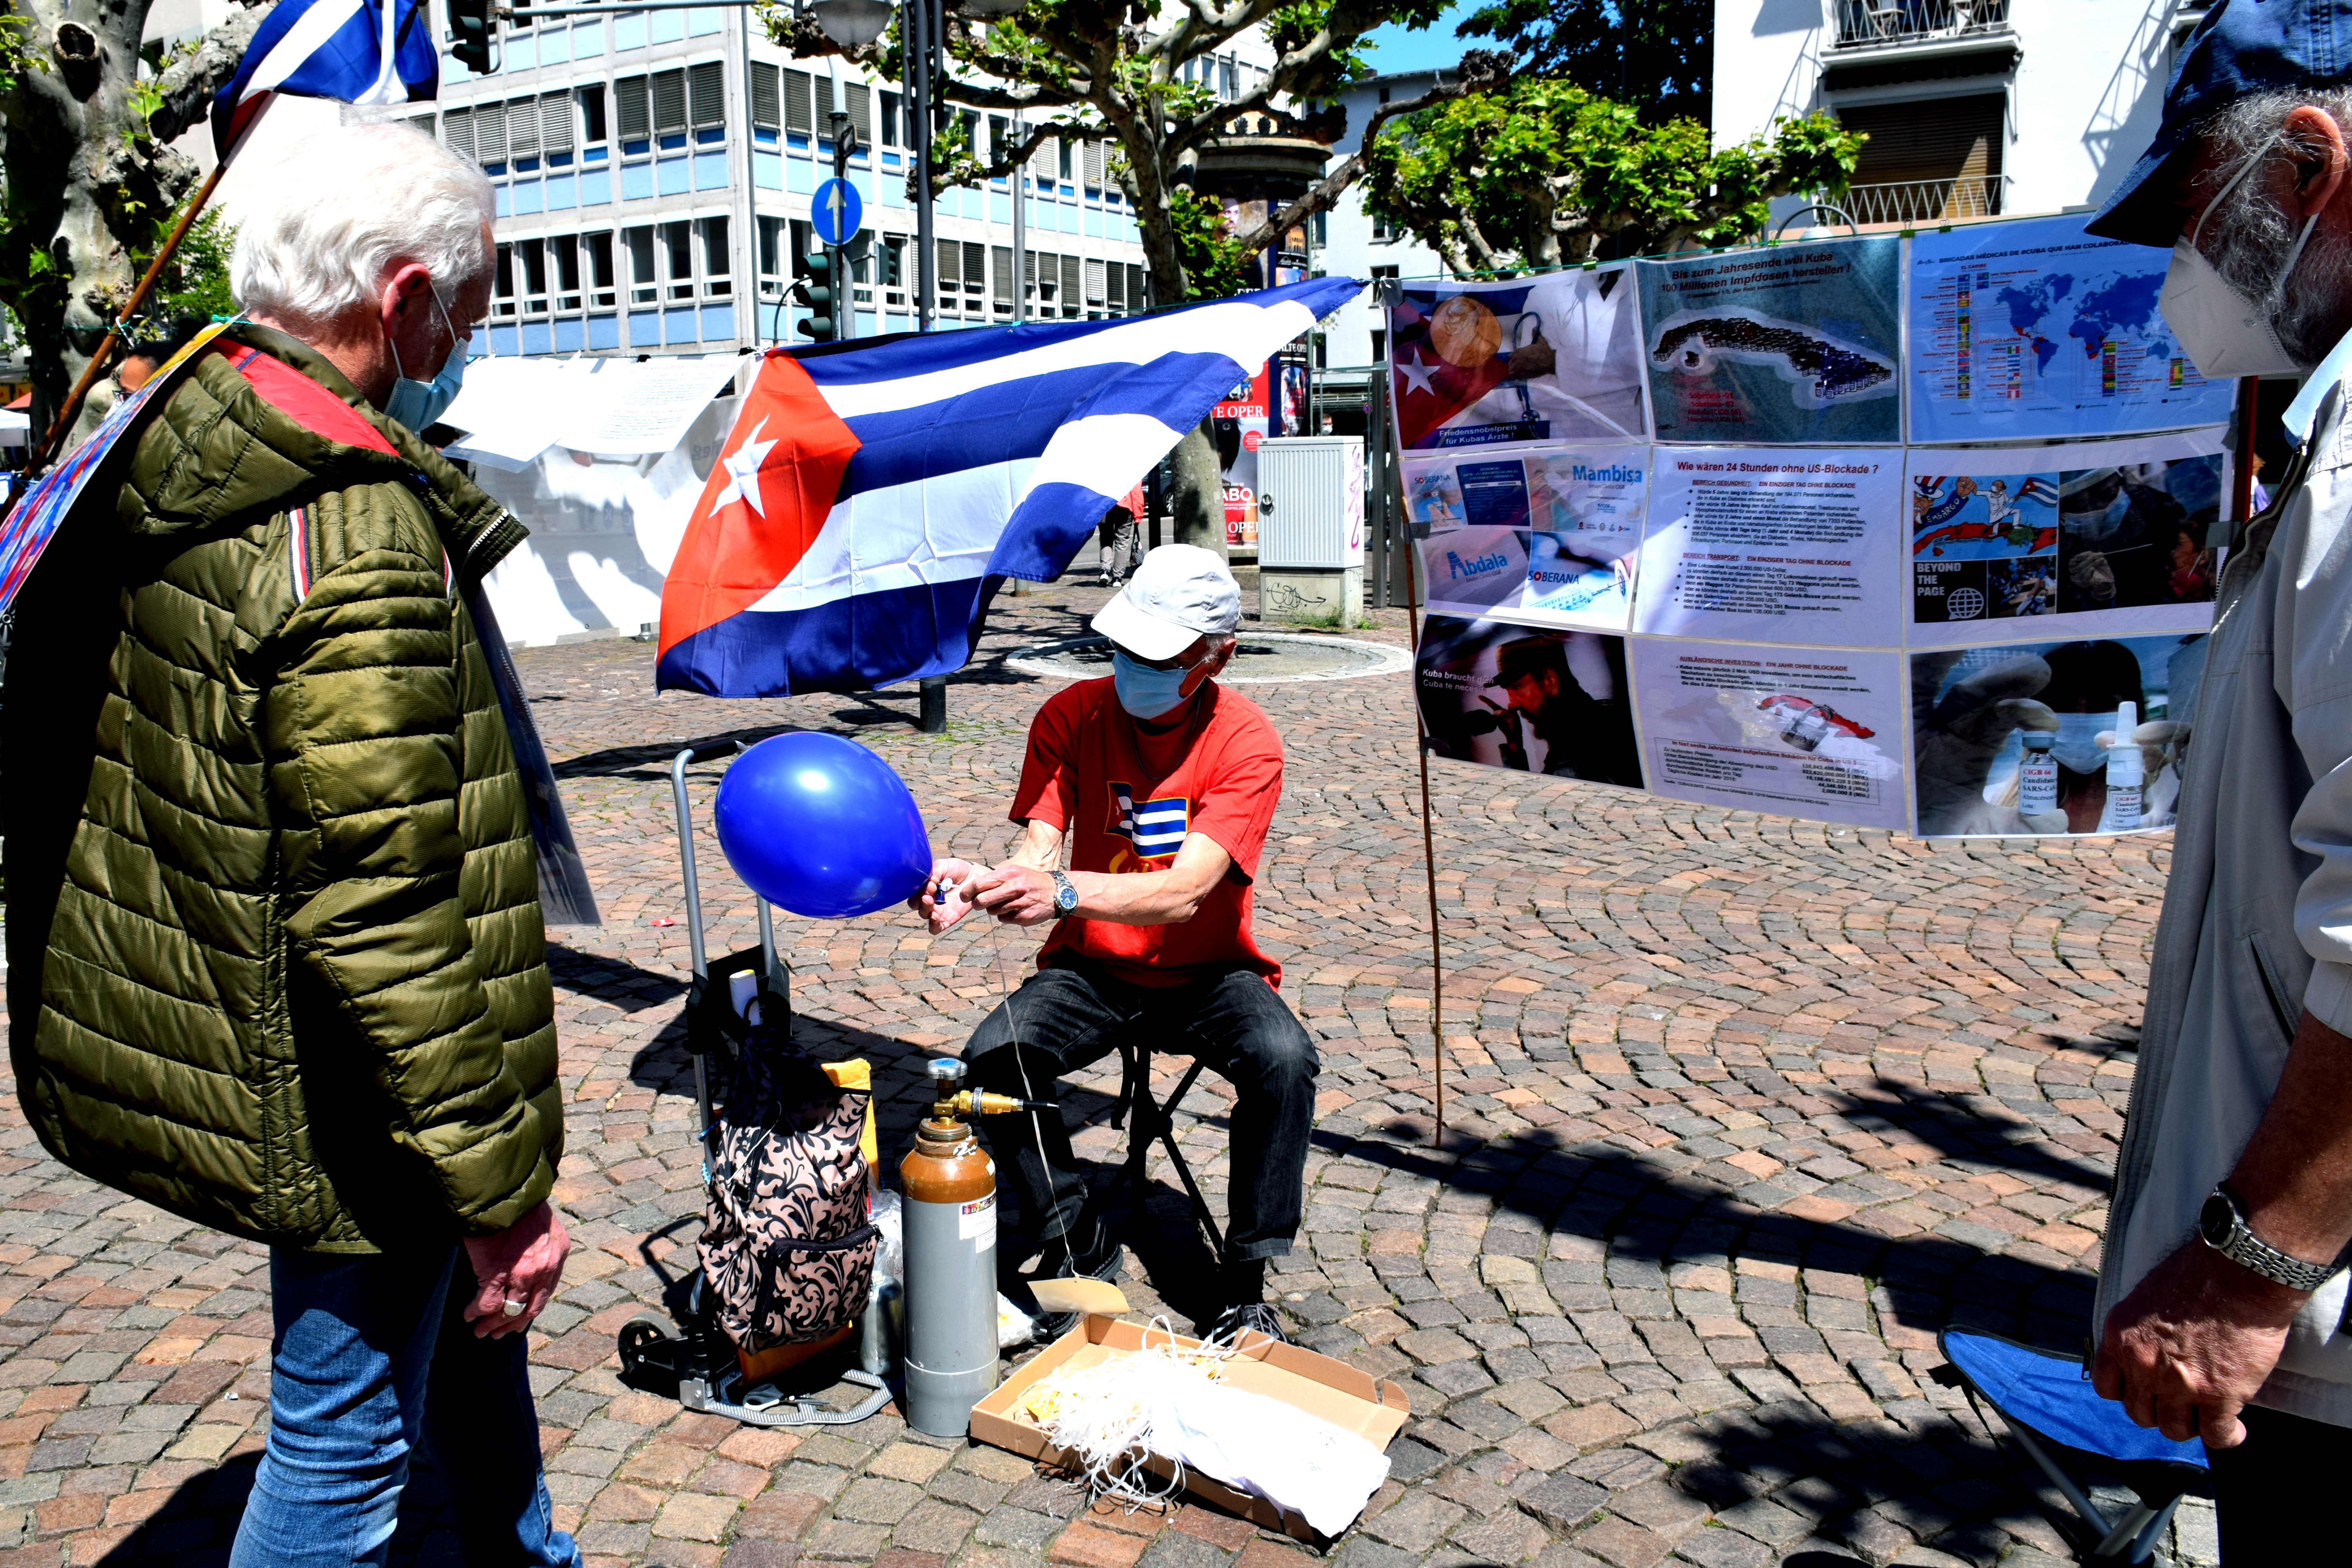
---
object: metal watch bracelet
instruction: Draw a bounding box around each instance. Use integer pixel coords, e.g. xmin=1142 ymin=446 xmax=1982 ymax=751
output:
xmin=2200 ymin=1185 xmax=2340 ymax=1292
xmin=1049 ymin=869 xmax=1078 ymax=919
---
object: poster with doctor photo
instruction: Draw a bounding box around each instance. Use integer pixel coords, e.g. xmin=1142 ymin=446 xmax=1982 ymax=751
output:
xmin=1415 ymin=615 xmax=1644 ymax=787
xmin=1911 ymin=633 xmax=2210 ymax=838
xmin=1387 ymin=270 xmax=1649 ymax=452
xmin=1905 ymin=430 xmax=2226 ymax=649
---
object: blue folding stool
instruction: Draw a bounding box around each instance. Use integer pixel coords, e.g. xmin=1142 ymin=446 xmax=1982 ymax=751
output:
xmin=1934 ymin=1329 xmax=2211 ymax=1565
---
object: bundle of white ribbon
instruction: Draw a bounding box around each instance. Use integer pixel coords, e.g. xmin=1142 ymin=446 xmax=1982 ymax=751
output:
xmin=1025 ymin=1329 xmax=1390 ymax=1537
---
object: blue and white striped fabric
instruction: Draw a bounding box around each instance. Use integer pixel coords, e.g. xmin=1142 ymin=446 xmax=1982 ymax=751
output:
xmin=212 ymin=0 xmax=439 ymax=158
xmin=657 ymin=276 xmax=1362 ymax=697
xmin=1128 ymin=796 xmax=1192 ymax=859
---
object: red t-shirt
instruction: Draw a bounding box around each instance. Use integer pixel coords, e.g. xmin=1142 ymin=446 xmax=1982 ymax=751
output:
xmin=1009 ymin=677 xmax=1284 ymax=989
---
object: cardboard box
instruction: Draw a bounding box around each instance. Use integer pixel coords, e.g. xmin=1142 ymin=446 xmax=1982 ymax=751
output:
xmin=968 ymin=1316 xmax=1412 ymax=1541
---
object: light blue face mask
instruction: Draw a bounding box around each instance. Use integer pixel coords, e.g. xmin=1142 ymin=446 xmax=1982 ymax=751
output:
xmin=2050 ymin=709 xmax=2120 ymax=774
xmin=2068 ymin=490 xmax=2133 ymax=547
xmin=383 ymin=282 xmax=468 ymax=432
xmin=1111 ymin=650 xmax=1191 ymax=720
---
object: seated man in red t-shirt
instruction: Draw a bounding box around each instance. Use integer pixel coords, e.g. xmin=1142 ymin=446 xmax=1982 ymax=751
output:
xmin=909 ymin=544 xmax=1315 ymax=1345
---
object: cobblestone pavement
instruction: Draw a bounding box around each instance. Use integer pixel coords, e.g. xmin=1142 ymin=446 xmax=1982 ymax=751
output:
xmin=0 ymin=581 xmax=2215 ymax=1568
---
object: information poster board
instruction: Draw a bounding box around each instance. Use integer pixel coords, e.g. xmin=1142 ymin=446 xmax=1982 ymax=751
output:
xmin=1387 ymin=270 xmax=1648 ymax=451
xmin=1392 ymin=215 xmax=2232 ymax=838
xmin=1216 ymin=362 xmax=1271 ymax=549
xmin=1410 ymin=443 xmax=1646 ymax=631
xmin=1639 ymin=236 xmax=1904 ymax=447
xmin=1906 ymin=213 xmax=2235 ymax=443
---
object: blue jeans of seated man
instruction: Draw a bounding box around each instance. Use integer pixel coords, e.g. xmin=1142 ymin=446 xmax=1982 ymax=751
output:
xmin=229 ymin=1244 xmax=580 ymax=1568
xmin=963 ymin=958 xmax=1318 ymax=1263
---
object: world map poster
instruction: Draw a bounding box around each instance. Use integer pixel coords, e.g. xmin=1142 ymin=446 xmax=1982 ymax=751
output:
xmin=1906 ymin=214 xmax=2236 ymax=443
xmin=1637 ymin=235 xmax=1904 ymax=446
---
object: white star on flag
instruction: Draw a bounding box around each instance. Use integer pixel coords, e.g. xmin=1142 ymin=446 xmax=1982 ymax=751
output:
xmin=1396 ymin=353 xmax=1438 ymax=396
xmin=708 ymin=418 xmax=779 ymax=517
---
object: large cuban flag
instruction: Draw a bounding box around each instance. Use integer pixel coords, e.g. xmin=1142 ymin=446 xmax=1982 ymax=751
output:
xmin=212 ymin=0 xmax=439 ymax=158
xmin=657 ymin=276 xmax=1361 ymax=697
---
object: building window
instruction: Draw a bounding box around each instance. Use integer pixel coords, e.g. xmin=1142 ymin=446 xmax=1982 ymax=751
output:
xmin=551 ymin=235 xmax=581 ymax=311
xmin=516 ymin=238 xmax=548 ymax=315
xmin=1835 ymin=93 xmax=2007 ymax=222
xmin=586 ymin=232 xmax=617 ymax=309
xmin=751 ymin=61 xmax=780 ymax=147
xmin=881 ymin=92 xmax=901 ymax=148
xmin=844 ymin=82 xmax=873 ymax=148
xmin=1370 ymin=328 xmax=1385 ymax=361
xmin=757 ymin=215 xmax=788 ymax=300
xmin=662 ymin=220 xmax=695 ymax=301
xmin=1371 ymin=263 xmax=1399 ymax=280
xmin=785 ymin=69 xmax=814 ymax=138
xmin=699 ymin=216 xmax=731 ymax=298
xmin=881 ymin=235 xmax=906 ymax=309
xmin=492 ymin=241 xmax=515 ymax=317
xmin=689 ymin=59 xmax=725 ymax=144
xmin=626 ymin=225 xmax=658 ymax=305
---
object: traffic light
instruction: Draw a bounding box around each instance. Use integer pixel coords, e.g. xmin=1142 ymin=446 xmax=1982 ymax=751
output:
xmin=449 ymin=0 xmax=497 ymax=74
xmin=798 ymin=251 xmax=839 ymax=343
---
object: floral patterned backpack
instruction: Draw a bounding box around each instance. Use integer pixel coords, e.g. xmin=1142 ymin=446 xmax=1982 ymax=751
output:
xmin=698 ymin=1029 xmax=878 ymax=1354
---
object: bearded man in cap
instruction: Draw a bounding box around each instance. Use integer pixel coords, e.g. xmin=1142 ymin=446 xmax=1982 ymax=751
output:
xmin=909 ymin=545 xmax=1315 ymax=1346
xmin=2086 ymin=0 xmax=2352 ymax=1548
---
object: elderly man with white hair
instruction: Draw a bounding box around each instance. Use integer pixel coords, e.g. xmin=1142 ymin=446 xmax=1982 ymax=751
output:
xmin=2086 ymin=0 xmax=2352 ymax=1555
xmin=1 ymin=125 xmax=577 ymax=1565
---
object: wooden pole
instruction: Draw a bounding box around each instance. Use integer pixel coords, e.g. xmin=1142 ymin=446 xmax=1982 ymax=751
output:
xmin=29 ymin=143 xmax=237 ymax=475
xmin=2234 ymin=375 xmax=2262 ymax=540
xmin=1403 ymin=491 xmax=1443 ymax=1148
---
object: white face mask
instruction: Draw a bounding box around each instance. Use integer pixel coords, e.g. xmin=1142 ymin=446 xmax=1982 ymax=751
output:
xmin=2160 ymin=140 xmax=2320 ymax=379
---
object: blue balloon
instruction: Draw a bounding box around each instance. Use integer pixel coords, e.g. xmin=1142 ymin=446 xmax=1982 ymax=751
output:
xmin=713 ymin=733 xmax=931 ymax=919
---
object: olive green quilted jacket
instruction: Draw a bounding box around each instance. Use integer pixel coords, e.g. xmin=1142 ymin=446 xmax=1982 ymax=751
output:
xmin=3 ymin=325 xmax=562 ymax=1252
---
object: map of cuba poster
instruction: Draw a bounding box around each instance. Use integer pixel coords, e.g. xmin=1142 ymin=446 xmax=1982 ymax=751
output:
xmin=1637 ymin=235 xmax=1904 ymax=446
xmin=1905 ymin=213 xmax=2235 ymax=443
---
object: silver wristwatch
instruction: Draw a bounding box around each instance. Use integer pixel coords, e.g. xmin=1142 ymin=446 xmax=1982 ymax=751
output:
xmin=2198 ymin=1184 xmax=2339 ymax=1292
xmin=1048 ymin=869 xmax=1080 ymax=919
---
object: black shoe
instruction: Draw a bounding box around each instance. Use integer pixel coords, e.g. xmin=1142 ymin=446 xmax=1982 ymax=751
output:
xmin=1203 ymin=1299 xmax=1291 ymax=1348
xmin=1025 ymin=1223 xmax=1123 ymax=1343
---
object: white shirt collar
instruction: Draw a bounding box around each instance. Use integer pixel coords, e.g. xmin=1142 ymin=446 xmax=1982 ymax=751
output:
xmin=2283 ymin=326 xmax=2352 ymax=448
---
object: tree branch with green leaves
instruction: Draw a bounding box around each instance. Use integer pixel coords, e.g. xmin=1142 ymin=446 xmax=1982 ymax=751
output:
xmin=1361 ymin=76 xmax=1866 ymax=275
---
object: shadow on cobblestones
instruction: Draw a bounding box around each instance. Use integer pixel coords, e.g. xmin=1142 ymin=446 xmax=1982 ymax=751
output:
xmin=91 ymin=1454 xmax=257 ymax=1564
xmin=5 ymin=595 xmax=2211 ymax=1568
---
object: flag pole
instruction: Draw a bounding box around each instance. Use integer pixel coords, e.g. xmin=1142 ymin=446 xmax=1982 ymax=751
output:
xmin=27 ymin=101 xmax=266 ymax=475
xmin=1403 ymin=472 xmax=1444 ymax=1150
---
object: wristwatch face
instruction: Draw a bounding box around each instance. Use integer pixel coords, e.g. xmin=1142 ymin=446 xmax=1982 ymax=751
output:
xmin=2199 ymin=1190 xmax=2236 ymax=1248
xmin=1054 ymin=876 xmax=1078 ymax=913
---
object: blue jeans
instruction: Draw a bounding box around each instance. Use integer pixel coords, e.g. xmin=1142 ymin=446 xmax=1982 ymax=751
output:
xmin=229 ymin=1245 xmax=580 ymax=1568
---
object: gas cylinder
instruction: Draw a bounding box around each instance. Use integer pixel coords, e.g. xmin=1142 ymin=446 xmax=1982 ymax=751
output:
xmin=900 ymin=1058 xmax=1003 ymax=1437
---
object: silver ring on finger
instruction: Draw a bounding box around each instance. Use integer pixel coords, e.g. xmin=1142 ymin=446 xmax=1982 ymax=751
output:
xmin=502 ymin=1297 xmax=528 ymax=1318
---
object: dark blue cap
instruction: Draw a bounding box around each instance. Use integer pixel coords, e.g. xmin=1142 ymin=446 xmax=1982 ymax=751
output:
xmin=2089 ymin=0 xmax=2352 ymax=247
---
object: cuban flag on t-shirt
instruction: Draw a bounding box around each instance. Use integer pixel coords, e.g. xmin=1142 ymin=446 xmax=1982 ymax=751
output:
xmin=655 ymin=277 xmax=1362 ymax=697
xmin=1111 ymin=784 xmax=1191 ymax=860
xmin=211 ymin=0 xmax=439 ymax=159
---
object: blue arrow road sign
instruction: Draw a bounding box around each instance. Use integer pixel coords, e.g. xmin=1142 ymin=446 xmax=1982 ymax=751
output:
xmin=811 ymin=178 xmax=864 ymax=247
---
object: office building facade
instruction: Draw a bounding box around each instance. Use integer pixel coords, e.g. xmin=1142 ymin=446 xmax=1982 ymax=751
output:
xmin=400 ymin=1 xmax=1214 ymax=358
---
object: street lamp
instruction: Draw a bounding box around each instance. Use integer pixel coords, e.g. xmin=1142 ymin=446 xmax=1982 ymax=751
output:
xmin=807 ymin=0 xmax=893 ymax=47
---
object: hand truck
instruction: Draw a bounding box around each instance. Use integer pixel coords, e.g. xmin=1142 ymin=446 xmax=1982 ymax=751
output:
xmin=612 ymin=738 xmax=892 ymax=1428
